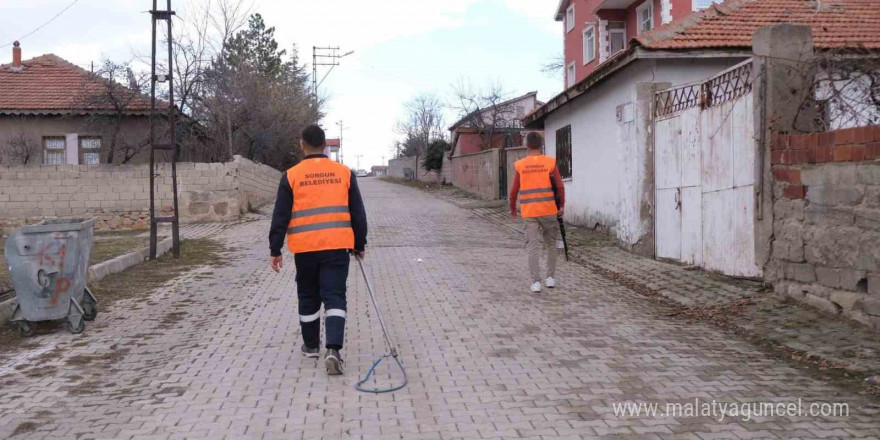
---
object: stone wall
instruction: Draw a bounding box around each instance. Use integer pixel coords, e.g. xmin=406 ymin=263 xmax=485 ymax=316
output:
xmin=767 ymin=125 xmax=880 ymax=329
xmin=0 ymin=155 xmax=280 ymax=232
xmin=451 ymin=149 xmax=499 ymax=200
xmin=387 ymin=156 xmax=442 ymax=183
xmin=388 ymin=156 xmax=417 ymax=180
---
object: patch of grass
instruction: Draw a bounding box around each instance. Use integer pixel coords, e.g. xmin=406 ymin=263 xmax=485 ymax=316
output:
xmin=94 ymin=230 xmax=146 ymax=238
xmin=90 ymin=237 xmax=150 ymax=265
xmin=90 ymin=238 xmax=227 ymax=311
xmin=380 ymin=176 xmax=445 ymax=191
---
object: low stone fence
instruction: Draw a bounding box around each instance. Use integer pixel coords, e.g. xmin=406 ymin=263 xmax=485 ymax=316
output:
xmin=0 ymin=155 xmax=280 ymax=232
xmin=451 ymin=149 xmax=499 ymax=200
xmin=388 ymin=156 xmax=417 ymax=180
xmin=768 ymin=125 xmax=880 ymax=329
xmin=388 ymin=156 xmax=443 ymax=183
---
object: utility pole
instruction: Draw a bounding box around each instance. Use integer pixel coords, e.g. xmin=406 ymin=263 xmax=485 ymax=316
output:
xmin=336 ymin=120 xmax=347 ymax=166
xmin=148 ymin=0 xmax=181 ymax=259
xmin=312 ymin=46 xmax=353 ymax=122
xmin=356 ymin=154 xmax=363 ymax=170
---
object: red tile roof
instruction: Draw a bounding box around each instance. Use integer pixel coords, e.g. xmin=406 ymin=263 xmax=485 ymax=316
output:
xmin=0 ymin=54 xmax=155 ymax=115
xmin=524 ymin=0 xmax=880 ymax=128
xmin=635 ymin=0 xmax=880 ymax=50
xmin=326 ymin=138 xmax=341 ymax=147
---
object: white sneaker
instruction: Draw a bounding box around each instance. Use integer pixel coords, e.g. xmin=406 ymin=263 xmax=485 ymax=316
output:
xmin=530 ymin=281 xmax=542 ymax=293
xmin=545 ymin=277 xmax=556 ymax=288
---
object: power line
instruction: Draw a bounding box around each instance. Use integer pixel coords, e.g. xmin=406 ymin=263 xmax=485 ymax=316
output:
xmin=0 ymin=0 xmax=81 ymax=49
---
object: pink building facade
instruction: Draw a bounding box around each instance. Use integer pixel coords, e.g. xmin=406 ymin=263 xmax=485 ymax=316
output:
xmin=556 ymin=0 xmax=719 ymax=87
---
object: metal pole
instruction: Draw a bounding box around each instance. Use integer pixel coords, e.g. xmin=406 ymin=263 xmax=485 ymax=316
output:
xmin=166 ymin=0 xmax=180 ymax=258
xmin=313 ymin=46 xmax=318 ymax=123
xmin=356 ymin=257 xmax=396 ymax=354
xmin=337 ymin=120 xmax=344 ymax=165
xmin=148 ymin=0 xmax=158 ymax=260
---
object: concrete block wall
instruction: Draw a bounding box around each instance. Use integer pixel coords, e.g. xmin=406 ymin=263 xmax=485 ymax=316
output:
xmin=0 ymin=156 xmax=280 ymax=232
xmin=451 ymin=149 xmax=500 ymax=200
xmin=230 ymin=155 xmax=283 ymax=211
xmin=388 ymin=156 xmax=417 ymax=180
xmin=767 ymin=126 xmax=880 ymax=329
xmin=387 ymin=156 xmax=443 ymax=183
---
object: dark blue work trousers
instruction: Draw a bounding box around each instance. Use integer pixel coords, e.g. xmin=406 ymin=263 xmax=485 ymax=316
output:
xmin=294 ymin=249 xmax=350 ymax=350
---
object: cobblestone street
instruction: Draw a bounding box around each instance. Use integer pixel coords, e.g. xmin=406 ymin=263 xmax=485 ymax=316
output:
xmin=1 ymin=178 xmax=879 ymax=440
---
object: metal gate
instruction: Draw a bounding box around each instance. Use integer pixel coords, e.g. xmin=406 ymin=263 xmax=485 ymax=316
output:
xmin=653 ymin=60 xmax=761 ymax=277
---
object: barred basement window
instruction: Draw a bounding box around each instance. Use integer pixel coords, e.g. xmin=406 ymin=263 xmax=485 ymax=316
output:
xmin=43 ymin=137 xmax=66 ymax=165
xmin=556 ymin=125 xmax=572 ymax=179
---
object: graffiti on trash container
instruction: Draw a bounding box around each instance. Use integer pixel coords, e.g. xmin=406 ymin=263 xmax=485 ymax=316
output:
xmin=37 ymin=240 xmax=71 ymax=306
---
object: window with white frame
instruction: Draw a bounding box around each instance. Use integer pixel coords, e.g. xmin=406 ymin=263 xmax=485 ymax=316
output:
xmin=43 ymin=137 xmax=66 ymax=165
xmin=565 ymin=4 xmax=575 ymax=32
xmin=583 ymin=26 xmax=596 ymax=64
xmin=637 ymin=1 xmax=654 ymax=34
xmin=609 ymin=21 xmax=626 ymax=55
xmin=567 ymin=63 xmax=576 ymax=88
xmin=79 ymin=137 xmax=101 ymax=165
xmin=693 ymin=0 xmax=721 ymax=10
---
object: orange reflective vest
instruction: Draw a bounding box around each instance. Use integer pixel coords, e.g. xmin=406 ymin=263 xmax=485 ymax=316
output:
xmin=515 ymin=155 xmax=558 ymax=218
xmin=286 ymin=158 xmax=355 ymax=254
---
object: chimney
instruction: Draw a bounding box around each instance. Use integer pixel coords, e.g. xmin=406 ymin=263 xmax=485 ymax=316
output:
xmin=12 ymin=41 xmax=21 ymax=68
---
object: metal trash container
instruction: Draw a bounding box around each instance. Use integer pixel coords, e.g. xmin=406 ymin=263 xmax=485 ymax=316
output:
xmin=4 ymin=218 xmax=98 ymax=336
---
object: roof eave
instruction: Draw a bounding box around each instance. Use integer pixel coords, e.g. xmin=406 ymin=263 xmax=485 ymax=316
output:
xmin=523 ymin=48 xmax=641 ymax=129
xmin=0 ymin=109 xmax=154 ymax=116
xmin=554 ymin=0 xmax=569 ymax=20
xmin=521 ymin=47 xmax=752 ymax=128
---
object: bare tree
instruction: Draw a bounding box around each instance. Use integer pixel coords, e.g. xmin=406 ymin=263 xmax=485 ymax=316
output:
xmin=541 ymin=54 xmax=565 ymax=79
xmin=811 ymin=51 xmax=880 ymax=130
xmin=77 ymin=59 xmax=153 ymax=164
xmin=1 ymin=130 xmax=40 ymax=165
xmin=452 ymin=81 xmax=521 ymax=151
xmin=395 ymin=93 xmax=445 ymax=179
xmin=201 ymin=14 xmax=317 ymax=170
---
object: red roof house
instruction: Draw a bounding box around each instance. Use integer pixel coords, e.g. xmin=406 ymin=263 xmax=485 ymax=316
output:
xmin=0 ymin=43 xmax=170 ymax=166
xmin=523 ymin=0 xmax=880 ymax=259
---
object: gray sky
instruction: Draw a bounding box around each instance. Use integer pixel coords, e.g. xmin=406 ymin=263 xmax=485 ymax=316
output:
xmin=0 ymin=0 xmax=563 ymax=169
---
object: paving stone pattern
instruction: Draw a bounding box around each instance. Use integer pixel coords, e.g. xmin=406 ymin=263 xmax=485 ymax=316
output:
xmin=0 ymin=179 xmax=878 ymax=439
xmin=444 ymin=194 xmax=880 ymax=375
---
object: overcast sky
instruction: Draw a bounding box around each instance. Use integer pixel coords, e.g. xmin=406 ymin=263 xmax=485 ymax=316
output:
xmin=0 ymin=0 xmax=563 ymax=170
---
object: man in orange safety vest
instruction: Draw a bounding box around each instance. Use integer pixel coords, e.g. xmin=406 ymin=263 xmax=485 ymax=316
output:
xmin=269 ymin=124 xmax=368 ymax=375
xmin=509 ymin=132 xmax=565 ymax=293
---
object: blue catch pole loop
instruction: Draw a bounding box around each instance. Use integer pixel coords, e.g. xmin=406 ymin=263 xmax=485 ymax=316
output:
xmin=354 ymin=354 xmax=408 ymax=394
xmin=353 ymin=256 xmax=408 ymax=393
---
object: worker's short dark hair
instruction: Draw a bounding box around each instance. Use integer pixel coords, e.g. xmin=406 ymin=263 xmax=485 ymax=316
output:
xmin=301 ymin=124 xmax=326 ymax=149
xmin=526 ymin=132 xmax=543 ymax=149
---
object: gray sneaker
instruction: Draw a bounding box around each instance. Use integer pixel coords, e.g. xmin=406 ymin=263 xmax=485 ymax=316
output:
xmin=325 ymin=349 xmax=344 ymax=375
xmin=301 ymin=345 xmax=319 ymax=359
